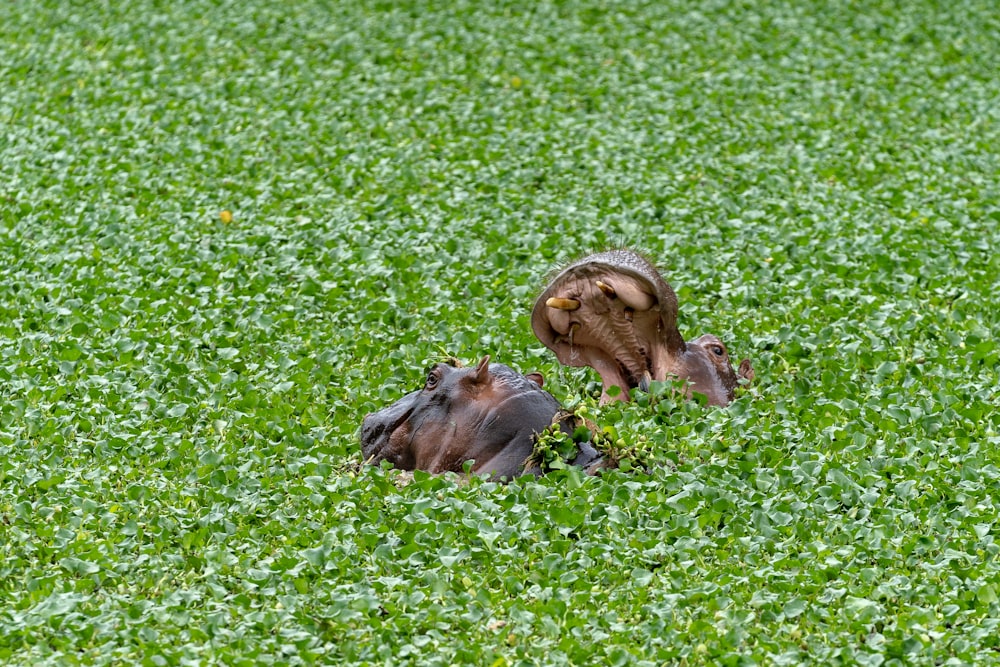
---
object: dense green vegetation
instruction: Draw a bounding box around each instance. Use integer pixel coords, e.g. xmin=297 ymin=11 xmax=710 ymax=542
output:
xmin=2 ymin=0 xmax=998 ymax=664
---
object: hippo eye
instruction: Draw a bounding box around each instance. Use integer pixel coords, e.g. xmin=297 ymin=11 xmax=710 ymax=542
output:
xmin=712 ymin=345 xmax=725 ymax=357
xmin=424 ymin=369 xmax=440 ymax=390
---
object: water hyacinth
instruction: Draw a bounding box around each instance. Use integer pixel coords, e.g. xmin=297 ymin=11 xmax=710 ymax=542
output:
xmin=1 ymin=0 xmax=999 ymax=664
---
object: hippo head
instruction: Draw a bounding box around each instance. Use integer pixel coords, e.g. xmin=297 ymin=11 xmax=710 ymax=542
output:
xmin=531 ymin=249 xmax=754 ymax=405
xmin=360 ymin=356 xmax=565 ymax=478
xmin=682 ymin=334 xmax=757 ymax=406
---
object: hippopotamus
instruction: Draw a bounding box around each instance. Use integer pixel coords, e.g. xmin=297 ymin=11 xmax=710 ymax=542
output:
xmin=532 ymin=249 xmax=754 ymax=405
xmin=360 ymin=356 xmax=603 ymax=478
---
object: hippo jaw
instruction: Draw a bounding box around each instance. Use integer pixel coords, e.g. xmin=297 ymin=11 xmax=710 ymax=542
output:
xmin=532 ymin=249 xmax=753 ymax=404
xmin=360 ymin=357 xmax=562 ymax=478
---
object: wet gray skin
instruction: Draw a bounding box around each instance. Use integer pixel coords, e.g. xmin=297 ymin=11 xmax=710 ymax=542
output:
xmin=360 ymin=356 xmax=602 ymax=478
xmin=531 ymin=249 xmax=754 ymax=404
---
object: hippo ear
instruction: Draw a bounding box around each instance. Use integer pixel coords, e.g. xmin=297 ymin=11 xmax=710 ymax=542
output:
xmin=738 ymin=358 xmax=755 ymax=383
xmin=525 ymin=372 xmax=544 ymax=387
xmin=472 ymin=355 xmax=491 ymax=385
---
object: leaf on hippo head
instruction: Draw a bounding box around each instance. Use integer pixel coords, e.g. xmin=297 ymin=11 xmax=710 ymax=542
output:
xmin=423 ymin=355 xmax=462 ymax=377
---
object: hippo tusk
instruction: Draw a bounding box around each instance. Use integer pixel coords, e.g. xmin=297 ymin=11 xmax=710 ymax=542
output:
xmin=555 ymin=322 xmax=580 ymax=345
xmin=595 ymin=280 xmax=616 ymax=298
xmin=546 ymin=297 xmax=581 ymax=311
xmin=638 ymin=371 xmax=652 ymax=393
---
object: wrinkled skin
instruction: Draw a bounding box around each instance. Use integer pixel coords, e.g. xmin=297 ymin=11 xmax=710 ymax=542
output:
xmin=360 ymin=356 xmax=602 ymax=478
xmin=532 ymin=249 xmax=754 ymax=404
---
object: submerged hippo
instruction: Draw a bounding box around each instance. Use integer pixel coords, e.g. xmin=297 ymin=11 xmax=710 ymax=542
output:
xmin=360 ymin=356 xmax=602 ymax=478
xmin=532 ymin=249 xmax=754 ymax=404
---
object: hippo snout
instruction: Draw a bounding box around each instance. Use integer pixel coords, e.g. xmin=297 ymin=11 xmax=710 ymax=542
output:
xmin=360 ymin=411 xmax=390 ymax=461
xmin=359 ymin=413 xmax=379 ymax=456
xmin=360 ymin=391 xmax=420 ymax=463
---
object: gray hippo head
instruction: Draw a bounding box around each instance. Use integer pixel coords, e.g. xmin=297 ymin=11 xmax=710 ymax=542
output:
xmin=360 ymin=356 xmax=601 ymax=479
xmin=531 ymin=249 xmax=754 ymax=405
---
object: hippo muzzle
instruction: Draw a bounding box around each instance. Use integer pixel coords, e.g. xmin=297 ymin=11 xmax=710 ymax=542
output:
xmin=361 ymin=389 xmax=424 ymax=470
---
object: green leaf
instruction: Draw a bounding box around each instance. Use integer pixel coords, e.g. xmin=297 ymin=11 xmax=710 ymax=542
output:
xmin=166 ymin=404 xmax=188 ymax=418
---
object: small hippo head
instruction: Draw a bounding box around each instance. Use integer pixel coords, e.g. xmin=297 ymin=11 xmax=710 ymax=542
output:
xmin=531 ymin=249 xmax=754 ymax=405
xmin=360 ymin=356 xmax=562 ymax=479
xmin=683 ymin=334 xmax=756 ymax=406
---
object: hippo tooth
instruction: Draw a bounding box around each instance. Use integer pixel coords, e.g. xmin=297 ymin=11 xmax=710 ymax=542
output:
xmin=638 ymin=371 xmax=652 ymax=392
xmin=595 ymin=280 xmax=616 ymax=298
xmin=554 ymin=320 xmax=578 ymax=342
xmin=546 ymin=297 xmax=581 ymax=311
xmin=567 ymin=322 xmax=580 ymax=361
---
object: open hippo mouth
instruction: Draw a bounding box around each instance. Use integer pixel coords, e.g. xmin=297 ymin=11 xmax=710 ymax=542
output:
xmin=531 ymin=249 xmax=753 ymax=405
xmin=359 ymin=356 xmax=602 ymax=478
